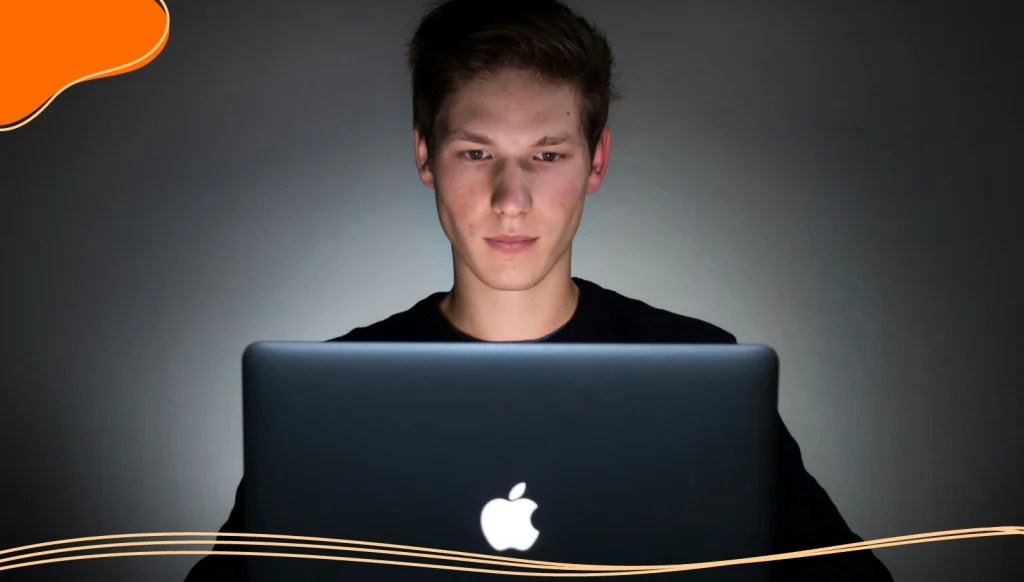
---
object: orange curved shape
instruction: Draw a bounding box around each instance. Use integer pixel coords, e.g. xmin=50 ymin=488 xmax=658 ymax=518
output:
xmin=0 ymin=0 xmax=169 ymax=131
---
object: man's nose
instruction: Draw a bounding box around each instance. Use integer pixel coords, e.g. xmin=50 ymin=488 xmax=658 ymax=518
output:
xmin=491 ymin=160 xmax=533 ymax=216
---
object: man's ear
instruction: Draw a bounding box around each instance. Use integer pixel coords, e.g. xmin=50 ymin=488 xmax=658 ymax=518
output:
xmin=585 ymin=127 xmax=611 ymax=195
xmin=414 ymin=130 xmax=435 ymax=190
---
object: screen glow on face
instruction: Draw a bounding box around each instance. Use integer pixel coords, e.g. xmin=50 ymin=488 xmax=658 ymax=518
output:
xmin=416 ymin=69 xmax=609 ymax=293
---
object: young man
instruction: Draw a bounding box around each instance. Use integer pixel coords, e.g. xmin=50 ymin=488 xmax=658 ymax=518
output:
xmin=186 ymin=1 xmax=893 ymax=580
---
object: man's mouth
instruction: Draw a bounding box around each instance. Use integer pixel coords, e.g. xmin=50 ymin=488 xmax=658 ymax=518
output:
xmin=486 ymin=235 xmax=537 ymax=253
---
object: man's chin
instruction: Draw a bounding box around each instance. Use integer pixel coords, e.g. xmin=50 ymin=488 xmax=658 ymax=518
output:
xmin=475 ymin=269 xmax=548 ymax=292
xmin=483 ymin=278 xmax=543 ymax=292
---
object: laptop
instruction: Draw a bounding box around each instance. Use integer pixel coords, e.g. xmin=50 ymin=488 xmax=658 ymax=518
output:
xmin=241 ymin=342 xmax=780 ymax=581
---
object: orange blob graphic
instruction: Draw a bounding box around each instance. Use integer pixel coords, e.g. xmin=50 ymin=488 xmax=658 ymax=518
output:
xmin=0 ymin=0 xmax=169 ymax=131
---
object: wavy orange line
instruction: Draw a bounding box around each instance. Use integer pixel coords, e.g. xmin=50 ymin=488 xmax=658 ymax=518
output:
xmin=0 ymin=527 xmax=1019 ymax=576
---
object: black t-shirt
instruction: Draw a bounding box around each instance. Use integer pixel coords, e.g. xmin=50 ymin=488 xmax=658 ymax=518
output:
xmin=185 ymin=277 xmax=893 ymax=581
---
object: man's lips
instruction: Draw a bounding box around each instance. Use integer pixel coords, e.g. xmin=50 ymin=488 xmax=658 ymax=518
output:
xmin=486 ymin=235 xmax=537 ymax=253
xmin=487 ymin=235 xmax=536 ymax=243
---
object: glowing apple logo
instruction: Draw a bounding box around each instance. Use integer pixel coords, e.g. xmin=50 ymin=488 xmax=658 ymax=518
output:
xmin=480 ymin=482 xmax=540 ymax=551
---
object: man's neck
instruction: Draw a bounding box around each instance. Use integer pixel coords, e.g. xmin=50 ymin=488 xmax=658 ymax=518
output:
xmin=439 ymin=269 xmax=580 ymax=342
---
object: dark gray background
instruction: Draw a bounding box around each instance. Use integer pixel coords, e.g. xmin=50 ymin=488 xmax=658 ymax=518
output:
xmin=1 ymin=1 xmax=1020 ymax=580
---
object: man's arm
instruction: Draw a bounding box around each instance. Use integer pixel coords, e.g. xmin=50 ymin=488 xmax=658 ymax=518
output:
xmin=183 ymin=478 xmax=246 ymax=582
xmin=770 ymin=415 xmax=893 ymax=581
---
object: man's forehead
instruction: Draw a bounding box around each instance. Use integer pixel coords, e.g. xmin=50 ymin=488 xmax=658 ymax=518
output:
xmin=447 ymin=70 xmax=580 ymax=112
xmin=440 ymin=90 xmax=585 ymax=144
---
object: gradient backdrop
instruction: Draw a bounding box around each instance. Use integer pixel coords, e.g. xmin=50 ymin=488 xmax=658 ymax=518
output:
xmin=1 ymin=1 xmax=1020 ymax=580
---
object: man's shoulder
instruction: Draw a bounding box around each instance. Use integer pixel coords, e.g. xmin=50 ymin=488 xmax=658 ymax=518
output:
xmin=327 ymin=292 xmax=447 ymax=342
xmin=323 ymin=280 xmax=736 ymax=344
xmin=577 ymin=278 xmax=737 ymax=344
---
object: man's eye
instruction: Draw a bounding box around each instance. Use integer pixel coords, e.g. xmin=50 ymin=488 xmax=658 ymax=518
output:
xmin=537 ymin=152 xmax=562 ymax=162
xmin=463 ymin=150 xmax=489 ymax=161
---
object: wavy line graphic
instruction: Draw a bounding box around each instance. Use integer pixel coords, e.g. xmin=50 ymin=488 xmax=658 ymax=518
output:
xmin=0 ymin=527 xmax=1020 ymax=576
xmin=0 ymin=0 xmax=170 ymax=131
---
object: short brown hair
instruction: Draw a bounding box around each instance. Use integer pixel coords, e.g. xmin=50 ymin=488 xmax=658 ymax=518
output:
xmin=407 ymin=0 xmax=619 ymax=163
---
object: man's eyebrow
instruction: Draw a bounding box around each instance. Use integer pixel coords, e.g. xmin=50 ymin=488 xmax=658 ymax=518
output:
xmin=533 ymin=134 xmax=576 ymax=147
xmin=447 ymin=131 xmax=493 ymax=145
xmin=446 ymin=131 xmax=580 ymax=147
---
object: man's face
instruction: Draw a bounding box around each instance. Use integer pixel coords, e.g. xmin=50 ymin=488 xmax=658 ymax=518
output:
xmin=415 ymin=68 xmax=611 ymax=292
